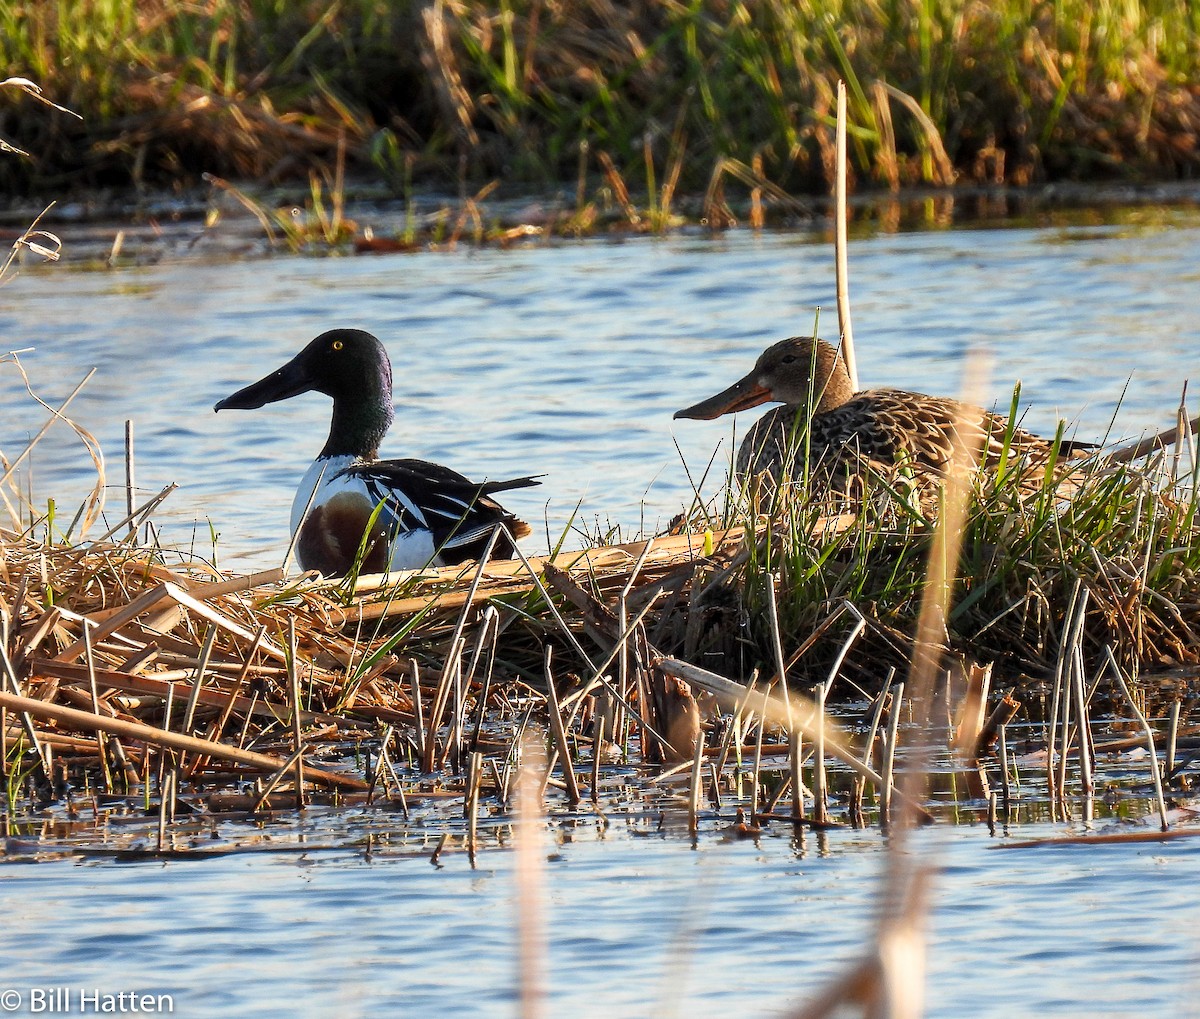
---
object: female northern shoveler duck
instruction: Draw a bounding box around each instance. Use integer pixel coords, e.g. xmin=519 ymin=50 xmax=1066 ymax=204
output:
xmin=214 ymin=328 xmax=539 ymax=577
xmin=674 ymin=336 xmax=1092 ymax=503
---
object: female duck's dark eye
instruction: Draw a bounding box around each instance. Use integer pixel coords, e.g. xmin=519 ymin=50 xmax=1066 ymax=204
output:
xmin=332 ymin=339 xmax=344 ymax=351
xmin=781 ymin=354 xmax=796 ymax=364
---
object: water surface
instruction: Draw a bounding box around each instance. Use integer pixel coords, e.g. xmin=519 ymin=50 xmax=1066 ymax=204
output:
xmin=3 ymin=213 xmax=1200 ymax=1016
xmin=3 ymin=215 xmax=1199 ymax=569
xmin=3 ymin=822 xmax=1197 ymax=1017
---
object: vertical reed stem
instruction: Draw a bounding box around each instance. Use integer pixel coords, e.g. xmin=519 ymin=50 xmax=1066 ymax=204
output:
xmin=999 ymin=724 xmax=1011 ymax=826
xmin=834 ymin=79 xmax=859 ymax=390
xmin=287 ymin=617 xmax=305 ymax=809
xmin=408 ymin=658 xmax=425 ymax=764
xmin=1166 ymin=698 xmax=1181 ymax=778
xmin=688 ymin=730 xmax=707 ymax=837
xmin=814 ymin=679 xmax=829 ymax=824
xmin=543 ymin=646 xmax=580 ymax=805
xmin=1071 ymin=646 xmax=1093 ymax=796
xmin=466 ymin=749 xmax=483 ymax=866
xmin=789 ymin=729 xmax=805 ymax=822
xmin=124 ymin=419 xmax=136 ymax=541
xmin=881 ymin=682 xmax=904 ymax=831
xmin=590 ymin=716 xmax=605 ymax=805
xmin=751 ymin=708 xmax=765 ymax=822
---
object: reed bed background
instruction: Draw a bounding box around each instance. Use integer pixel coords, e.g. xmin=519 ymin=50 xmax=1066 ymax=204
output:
xmin=3 ymin=0 xmax=1199 ymax=207
xmin=679 ymin=416 xmax=1200 ymax=698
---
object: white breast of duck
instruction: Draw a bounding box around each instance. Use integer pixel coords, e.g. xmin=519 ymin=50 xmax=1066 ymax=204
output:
xmin=291 ymin=455 xmax=437 ymax=574
xmin=215 ymin=328 xmax=538 ymax=578
xmin=291 ymin=453 xmax=538 ymax=576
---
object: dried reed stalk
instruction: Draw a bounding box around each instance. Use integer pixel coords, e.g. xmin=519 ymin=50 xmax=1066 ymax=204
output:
xmin=0 ymin=690 xmax=367 ymax=791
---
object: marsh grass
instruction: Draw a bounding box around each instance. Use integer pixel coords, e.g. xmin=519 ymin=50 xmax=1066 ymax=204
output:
xmin=1 ymin=380 xmax=1196 ymax=878
xmin=3 ymin=2 xmax=1200 ymax=199
xmin=673 ymin=391 xmax=1200 ymax=704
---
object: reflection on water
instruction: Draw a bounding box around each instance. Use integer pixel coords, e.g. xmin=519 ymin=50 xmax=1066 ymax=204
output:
xmin=2 ymin=827 xmax=1198 ymax=1017
xmin=2 ymin=219 xmax=1200 ymax=570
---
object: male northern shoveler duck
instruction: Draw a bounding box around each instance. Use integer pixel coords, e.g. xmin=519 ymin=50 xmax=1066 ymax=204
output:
xmin=214 ymin=328 xmax=539 ymax=577
xmin=674 ymin=336 xmax=1092 ymax=503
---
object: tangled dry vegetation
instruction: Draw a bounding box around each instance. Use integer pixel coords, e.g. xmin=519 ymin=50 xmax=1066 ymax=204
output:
xmin=3 ymin=354 xmax=1200 ymax=855
xmin=683 ymin=419 xmax=1200 ymax=702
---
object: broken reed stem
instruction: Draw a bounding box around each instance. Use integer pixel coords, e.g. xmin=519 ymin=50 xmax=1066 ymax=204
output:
xmin=973 ymin=691 xmax=1020 ymax=760
xmin=88 ymin=482 xmax=179 ymax=547
xmin=751 ymin=704 xmax=765 ymax=821
xmin=815 ymin=607 xmax=864 ymax=822
xmin=1166 ymin=698 xmax=1181 ymax=777
xmin=0 ymin=688 xmax=367 ymax=791
xmin=287 ymin=617 xmax=305 ymax=809
xmin=716 ymin=669 xmax=757 ymax=782
xmin=367 ymin=724 xmax=395 ymax=803
xmin=813 ymin=680 xmax=828 ymax=824
xmin=999 ymin=724 xmax=1012 ymax=824
xmin=156 ymin=763 xmax=172 ymax=852
xmin=81 ymin=622 xmax=114 ymax=792
xmin=618 ymin=592 xmax=629 ymax=734
xmin=0 ymin=368 xmax=96 ymax=490
xmin=590 ymin=715 xmax=604 ymax=804
xmin=789 ymin=729 xmax=805 ymax=822
xmin=466 ymin=749 xmax=483 ymax=865
xmin=881 ymin=682 xmax=904 ymax=830
xmin=253 ymin=744 xmax=308 ymax=812
xmin=732 ymin=714 xmax=748 ymax=795
xmin=1048 ymin=580 xmax=1083 ymax=818
xmin=1104 ymin=647 xmax=1169 ymax=832
xmin=659 ymin=658 xmax=890 ymax=790
xmin=688 ymin=729 xmax=707 ymax=836
xmin=424 ymin=635 xmax=465 ymax=773
xmin=834 ymin=78 xmax=858 ymax=391
xmin=181 ymin=625 xmax=218 ymax=736
xmin=0 ymin=614 xmax=48 ymax=781
xmin=762 ymin=765 xmax=796 ymax=816
xmin=857 ymin=682 xmax=890 ymax=809
xmin=501 ymin=525 xmax=598 ymax=672
xmin=543 ymin=646 xmax=580 ymax=805
xmin=408 ymin=658 xmax=425 ymax=764
xmin=466 ymin=606 xmax=499 ymax=753
xmin=451 ymin=639 xmax=465 ymax=774
xmin=193 ymin=624 xmax=266 ymax=775
xmin=1071 ymin=643 xmax=1094 ymax=796
xmin=560 ymin=591 xmax=668 ymax=747
xmin=1056 ymin=654 xmax=1073 ymax=819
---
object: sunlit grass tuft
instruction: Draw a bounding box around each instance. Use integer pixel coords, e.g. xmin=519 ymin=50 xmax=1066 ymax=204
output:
xmin=675 ymin=398 xmax=1200 ymax=695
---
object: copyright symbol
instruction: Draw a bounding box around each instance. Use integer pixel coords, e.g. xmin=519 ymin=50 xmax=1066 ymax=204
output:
xmin=0 ymin=989 xmax=21 ymax=1011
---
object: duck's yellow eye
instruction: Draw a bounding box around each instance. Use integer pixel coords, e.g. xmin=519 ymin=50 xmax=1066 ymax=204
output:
xmin=332 ymin=340 xmax=344 ymax=351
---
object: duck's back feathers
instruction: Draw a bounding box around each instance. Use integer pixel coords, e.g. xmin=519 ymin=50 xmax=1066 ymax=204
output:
xmin=738 ymin=388 xmax=1090 ymax=488
xmin=296 ymin=458 xmax=539 ymax=576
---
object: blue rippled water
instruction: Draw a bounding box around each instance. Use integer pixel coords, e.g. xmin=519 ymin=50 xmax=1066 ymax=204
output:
xmin=3 ymin=216 xmax=1200 ymax=569
xmin=2 ymin=826 xmax=1198 ymax=1017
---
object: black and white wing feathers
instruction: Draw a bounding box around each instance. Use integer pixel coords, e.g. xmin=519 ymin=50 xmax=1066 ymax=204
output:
xmin=336 ymin=458 xmax=539 ymax=563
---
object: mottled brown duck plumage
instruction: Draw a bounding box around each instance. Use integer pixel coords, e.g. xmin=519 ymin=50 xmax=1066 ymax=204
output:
xmin=675 ymin=336 xmax=1091 ymax=506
